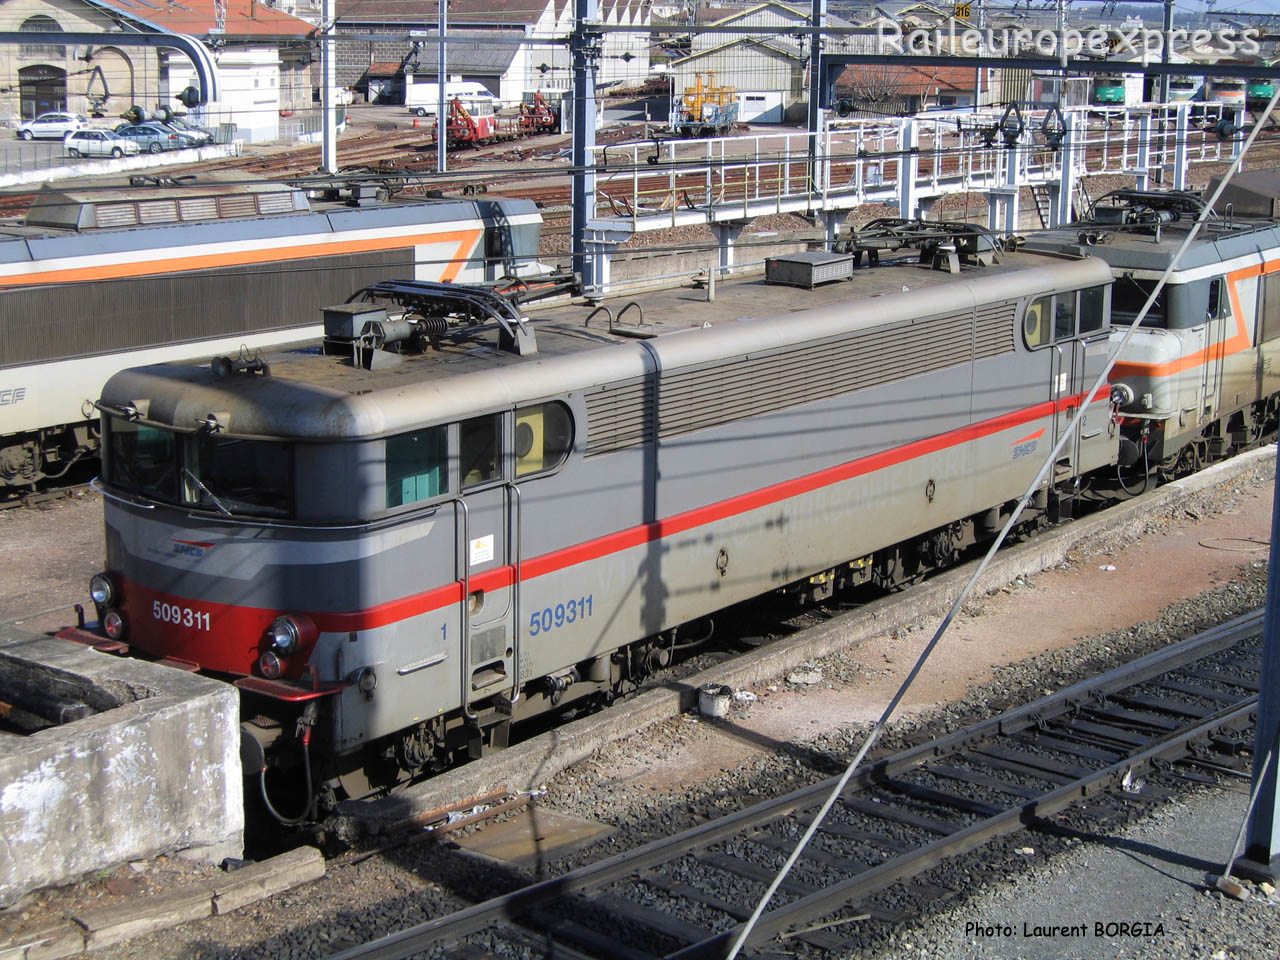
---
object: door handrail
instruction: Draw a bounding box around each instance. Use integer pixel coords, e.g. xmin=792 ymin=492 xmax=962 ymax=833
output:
xmin=508 ymin=482 xmax=523 ymax=704
xmin=455 ymin=497 xmax=477 ymax=720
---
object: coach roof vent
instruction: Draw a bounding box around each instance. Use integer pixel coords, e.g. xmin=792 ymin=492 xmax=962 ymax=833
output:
xmin=23 ymin=172 xmax=308 ymax=231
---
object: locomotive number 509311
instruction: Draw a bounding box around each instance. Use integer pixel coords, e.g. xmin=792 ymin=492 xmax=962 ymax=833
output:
xmin=152 ymin=600 xmax=211 ymax=630
xmin=529 ymin=594 xmax=593 ymax=637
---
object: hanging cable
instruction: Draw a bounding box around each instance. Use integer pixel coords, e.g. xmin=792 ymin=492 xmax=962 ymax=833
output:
xmin=722 ymin=85 xmax=1280 ymax=960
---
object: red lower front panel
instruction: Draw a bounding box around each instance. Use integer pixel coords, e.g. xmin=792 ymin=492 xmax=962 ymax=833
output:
xmin=115 ymin=576 xmax=278 ymax=677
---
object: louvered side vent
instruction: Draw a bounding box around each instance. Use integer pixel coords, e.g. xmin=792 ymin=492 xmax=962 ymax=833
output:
xmin=94 ymin=203 xmax=139 ymax=228
xmin=584 ymin=380 xmax=655 ymax=457
xmin=218 ymin=195 xmax=257 ymax=218
xmin=137 ymin=200 xmax=179 ymax=225
xmin=974 ymin=301 xmax=1017 ymax=360
xmin=659 ymin=309 xmax=976 ymax=440
xmin=257 ymin=192 xmax=296 ymax=215
xmin=178 ymin=197 xmax=219 ymax=221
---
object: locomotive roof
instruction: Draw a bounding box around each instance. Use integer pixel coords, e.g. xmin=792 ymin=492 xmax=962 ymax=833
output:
xmin=102 ymin=252 xmax=1114 ymax=440
xmin=1022 ymin=216 xmax=1280 ymax=274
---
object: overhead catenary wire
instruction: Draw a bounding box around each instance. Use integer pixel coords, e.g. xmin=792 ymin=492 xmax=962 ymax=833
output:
xmin=721 ymin=83 xmax=1280 ymax=960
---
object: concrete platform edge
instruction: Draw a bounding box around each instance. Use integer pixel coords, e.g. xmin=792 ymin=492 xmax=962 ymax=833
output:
xmin=347 ymin=447 xmax=1277 ymax=828
xmin=0 ymin=848 xmax=324 ymax=958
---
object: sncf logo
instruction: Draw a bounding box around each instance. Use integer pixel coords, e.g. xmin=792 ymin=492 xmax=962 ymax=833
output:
xmin=1011 ymin=428 xmax=1045 ymax=460
xmin=172 ymin=539 xmax=214 ymax=558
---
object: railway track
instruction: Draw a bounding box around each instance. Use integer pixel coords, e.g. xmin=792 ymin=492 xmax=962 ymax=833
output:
xmin=331 ymin=611 xmax=1264 ymax=960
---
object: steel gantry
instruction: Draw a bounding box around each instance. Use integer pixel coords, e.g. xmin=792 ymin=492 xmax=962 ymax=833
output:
xmin=580 ymin=100 xmax=1244 ymax=292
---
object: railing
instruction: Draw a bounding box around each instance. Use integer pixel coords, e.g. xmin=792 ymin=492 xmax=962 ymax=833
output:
xmin=589 ymin=102 xmax=1243 ymax=228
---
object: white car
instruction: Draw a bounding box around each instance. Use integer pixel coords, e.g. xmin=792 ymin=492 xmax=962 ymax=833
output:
xmin=16 ymin=111 xmax=87 ymax=140
xmin=64 ymin=129 xmax=140 ymax=159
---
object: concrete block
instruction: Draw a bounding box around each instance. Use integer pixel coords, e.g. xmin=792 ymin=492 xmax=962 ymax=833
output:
xmin=22 ymin=925 xmax=86 ymax=960
xmin=0 ymin=630 xmax=244 ymax=908
xmin=212 ymin=847 xmax=326 ymax=915
xmin=73 ymin=884 xmax=213 ymax=949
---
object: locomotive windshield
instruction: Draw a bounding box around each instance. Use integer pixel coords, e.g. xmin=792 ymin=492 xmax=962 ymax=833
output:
xmin=188 ymin=435 xmax=291 ymax=518
xmin=1110 ymin=277 xmax=1166 ymax=327
xmin=104 ymin=416 xmax=292 ymax=518
xmin=107 ymin=420 xmax=180 ymax=503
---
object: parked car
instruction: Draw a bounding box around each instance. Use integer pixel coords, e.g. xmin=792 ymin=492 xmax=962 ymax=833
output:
xmin=163 ymin=115 xmax=215 ymax=144
xmin=64 ymin=129 xmax=140 ymax=159
xmin=16 ymin=112 xmax=87 ymax=140
xmin=113 ymin=122 xmax=199 ymax=153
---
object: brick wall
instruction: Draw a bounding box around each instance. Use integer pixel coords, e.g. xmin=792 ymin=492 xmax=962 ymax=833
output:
xmin=325 ymin=27 xmax=415 ymax=91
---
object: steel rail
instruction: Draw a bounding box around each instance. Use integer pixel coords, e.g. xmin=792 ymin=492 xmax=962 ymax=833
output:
xmin=327 ymin=611 xmax=1262 ymax=960
xmin=669 ymin=697 xmax=1259 ymax=957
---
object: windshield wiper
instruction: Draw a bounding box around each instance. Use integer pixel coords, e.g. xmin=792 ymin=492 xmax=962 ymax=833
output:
xmin=183 ymin=467 xmax=232 ymax=517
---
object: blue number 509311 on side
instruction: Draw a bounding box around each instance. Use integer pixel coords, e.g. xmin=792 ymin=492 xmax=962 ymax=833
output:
xmin=529 ymin=594 xmax=593 ymax=637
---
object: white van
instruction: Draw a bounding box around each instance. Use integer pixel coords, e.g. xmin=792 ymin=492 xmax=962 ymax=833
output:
xmin=405 ymin=80 xmax=493 ymax=117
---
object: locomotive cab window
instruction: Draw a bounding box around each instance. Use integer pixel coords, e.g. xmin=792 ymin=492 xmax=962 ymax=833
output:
xmin=106 ymin=418 xmax=179 ymax=502
xmin=461 ymin=414 xmax=502 ymax=488
xmin=1111 ymin=276 xmax=1166 ymax=327
xmin=515 ymin=402 xmax=574 ymax=477
xmin=1054 ymin=293 xmax=1077 ymax=340
xmin=1208 ymin=277 xmax=1231 ymax=321
xmin=188 ymin=435 xmax=291 ymax=518
xmin=1078 ymin=285 xmax=1107 ymax=334
xmin=386 ymin=426 xmax=447 ymax=509
xmin=1023 ymin=296 xmax=1051 ymax=348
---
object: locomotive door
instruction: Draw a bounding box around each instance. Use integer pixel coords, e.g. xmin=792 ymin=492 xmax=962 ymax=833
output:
xmin=1199 ymin=279 xmax=1228 ymax=422
xmin=1049 ymin=299 xmax=1084 ymax=478
xmin=456 ymin=412 xmax=516 ymax=712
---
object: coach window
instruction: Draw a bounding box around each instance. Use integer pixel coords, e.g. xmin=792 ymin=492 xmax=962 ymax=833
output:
xmin=189 ymin=434 xmax=292 ymax=518
xmin=461 ymin=413 xmax=502 ymax=488
xmin=515 ymin=402 xmax=574 ymax=477
xmin=1078 ymin=286 xmax=1107 ymax=334
xmin=107 ymin=418 xmax=179 ymax=502
xmin=1023 ymin=296 xmax=1051 ymax=348
xmin=386 ymin=425 xmax=447 ymax=508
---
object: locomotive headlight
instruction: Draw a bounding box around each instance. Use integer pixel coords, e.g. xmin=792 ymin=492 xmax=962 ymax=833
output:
xmin=258 ymin=651 xmax=284 ymax=680
xmin=89 ymin=573 xmax=114 ymax=607
xmin=269 ymin=616 xmax=301 ymax=654
xmin=103 ymin=610 xmax=126 ymax=641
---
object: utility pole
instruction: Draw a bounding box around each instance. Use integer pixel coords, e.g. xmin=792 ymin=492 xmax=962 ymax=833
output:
xmin=975 ymin=0 xmax=985 ymax=108
xmin=806 ymin=0 xmax=825 ymax=197
xmin=571 ymin=0 xmax=599 ymax=286
xmin=321 ymin=0 xmax=337 ymax=173
xmin=1056 ymin=0 xmax=1066 ymax=105
xmin=437 ymin=0 xmax=448 ymax=173
xmin=1238 ymin=444 xmax=1280 ymax=884
xmin=1161 ymin=0 xmax=1173 ymax=103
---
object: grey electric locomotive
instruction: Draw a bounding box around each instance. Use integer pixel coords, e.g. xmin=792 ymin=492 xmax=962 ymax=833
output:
xmin=1024 ymin=183 xmax=1280 ymax=479
xmin=79 ymin=235 xmax=1116 ymax=815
